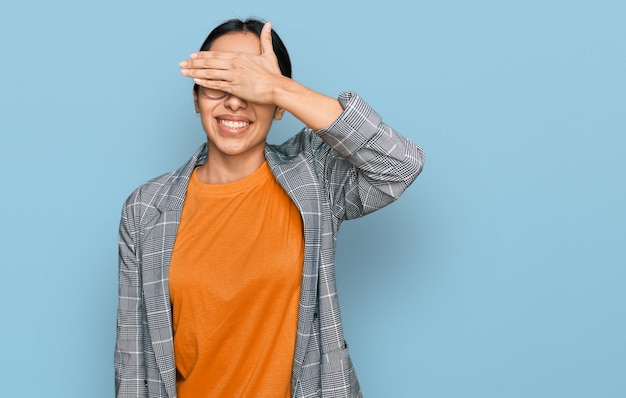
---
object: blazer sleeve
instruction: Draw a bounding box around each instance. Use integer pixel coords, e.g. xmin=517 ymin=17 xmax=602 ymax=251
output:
xmin=314 ymin=91 xmax=425 ymax=220
xmin=114 ymin=197 xmax=148 ymax=397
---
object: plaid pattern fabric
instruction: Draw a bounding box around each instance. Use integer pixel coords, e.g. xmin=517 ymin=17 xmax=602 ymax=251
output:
xmin=115 ymin=91 xmax=425 ymax=398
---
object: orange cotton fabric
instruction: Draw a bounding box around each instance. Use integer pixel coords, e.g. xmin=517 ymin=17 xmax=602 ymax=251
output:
xmin=168 ymin=162 xmax=304 ymax=398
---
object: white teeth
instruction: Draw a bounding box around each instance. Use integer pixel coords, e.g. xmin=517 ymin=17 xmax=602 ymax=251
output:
xmin=219 ymin=119 xmax=249 ymax=129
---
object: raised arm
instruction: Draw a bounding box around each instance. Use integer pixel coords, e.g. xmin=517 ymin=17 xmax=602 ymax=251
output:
xmin=315 ymin=92 xmax=425 ymax=219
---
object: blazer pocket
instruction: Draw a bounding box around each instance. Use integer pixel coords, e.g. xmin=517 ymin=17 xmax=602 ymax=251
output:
xmin=320 ymin=345 xmax=351 ymax=374
xmin=320 ymin=344 xmax=361 ymax=397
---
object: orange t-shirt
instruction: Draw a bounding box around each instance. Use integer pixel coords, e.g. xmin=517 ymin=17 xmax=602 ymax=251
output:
xmin=169 ymin=162 xmax=304 ymax=398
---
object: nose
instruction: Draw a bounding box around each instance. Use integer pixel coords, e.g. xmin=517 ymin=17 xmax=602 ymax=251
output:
xmin=223 ymin=94 xmax=248 ymax=111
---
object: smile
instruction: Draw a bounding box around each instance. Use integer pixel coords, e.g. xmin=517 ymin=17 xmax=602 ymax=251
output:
xmin=218 ymin=119 xmax=250 ymax=129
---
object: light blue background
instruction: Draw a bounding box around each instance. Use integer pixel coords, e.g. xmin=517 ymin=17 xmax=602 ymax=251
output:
xmin=1 ymin=1 xmax=624 ymax=397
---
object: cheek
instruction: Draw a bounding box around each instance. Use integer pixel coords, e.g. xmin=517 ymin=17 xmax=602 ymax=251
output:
xmin=197 ymin=103 xmax=217 ymax=125
xmin=199 ymin=113 xmax=216 ymax=133
xmin=256 ymin=106 xmax=279 ymax=124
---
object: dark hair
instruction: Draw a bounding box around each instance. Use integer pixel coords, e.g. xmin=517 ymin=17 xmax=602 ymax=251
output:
xmin=193 ymin=18 xmax=292 ymax=95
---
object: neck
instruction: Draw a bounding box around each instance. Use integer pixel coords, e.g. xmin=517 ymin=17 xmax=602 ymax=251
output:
xmin=196 ymin=149 xmax=266 ymax=184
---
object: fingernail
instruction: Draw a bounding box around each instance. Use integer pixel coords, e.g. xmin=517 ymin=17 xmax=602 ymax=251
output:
xmin=190 ymin=53 xmax=198 ymax=59
xmin=194 ymin=78 xmax=202 ymax=84
xmin=179 ymin=61 xmax=187 ymax=67
xmin=181 ymin=69 xmax=189 ymax=75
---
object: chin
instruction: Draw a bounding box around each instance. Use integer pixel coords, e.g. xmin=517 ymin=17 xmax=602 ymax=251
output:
xmin=216 ymin=143 xmax=254 ymax=157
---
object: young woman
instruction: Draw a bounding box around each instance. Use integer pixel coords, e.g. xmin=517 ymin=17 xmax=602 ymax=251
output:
xmin=115 ymin=17 xmax=425 ymax=398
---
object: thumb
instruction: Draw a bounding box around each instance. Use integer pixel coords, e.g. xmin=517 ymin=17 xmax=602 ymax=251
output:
xmin=260 ymin=22 xmax=273 ymax=55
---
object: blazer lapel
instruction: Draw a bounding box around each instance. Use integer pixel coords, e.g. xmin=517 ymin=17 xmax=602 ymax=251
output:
xmin=140 ymin=144 xmax=204 ymax=398
xmin=267 ymin=151 xmax=322 ymax=385
xmin=142 ymin=208 xmax=182 ymax=398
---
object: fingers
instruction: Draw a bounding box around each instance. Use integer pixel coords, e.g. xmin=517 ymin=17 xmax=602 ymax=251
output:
xmin=180 ymin=52 xmax=233 ymax=68
xmin=192 ymin=78 xmax=229 ymax=91
xmin=179 ymin=57 xmax=231 ymax=79
xmin=189 ymin=51 xmax=236 ymax=60
xmin=260 ymin=22 xmax=273 ymax=55
xmin=180 ymin=57 xmax=230 ymax=69
xmin=181 ymin=66 xmax=231 ymax=82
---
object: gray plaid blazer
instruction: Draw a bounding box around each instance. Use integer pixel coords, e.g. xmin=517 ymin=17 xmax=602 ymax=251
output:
xmin=115 ymin=92 xmax=425 ymax=398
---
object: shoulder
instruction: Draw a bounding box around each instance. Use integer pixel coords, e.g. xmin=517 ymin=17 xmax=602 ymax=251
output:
xmin=121 ymin=143 xmax=207 ymax=224
xmin=124 ymin=170 xmax=180 ymax=208
xmin=267 ymin=128 xmax=323 ymax=158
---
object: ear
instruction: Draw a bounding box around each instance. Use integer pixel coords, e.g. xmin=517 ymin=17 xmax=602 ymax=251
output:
xmin=274 ymin=107 xmax=285 ymax=120
xmin=193 ymin=89 xmax=200 ymax=113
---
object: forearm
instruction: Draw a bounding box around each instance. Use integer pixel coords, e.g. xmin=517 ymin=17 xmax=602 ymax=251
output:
xmin=272 ymin=76 xmax=344 ymax=130
xmin=313 ymin=92 xmax=425 ymax=218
